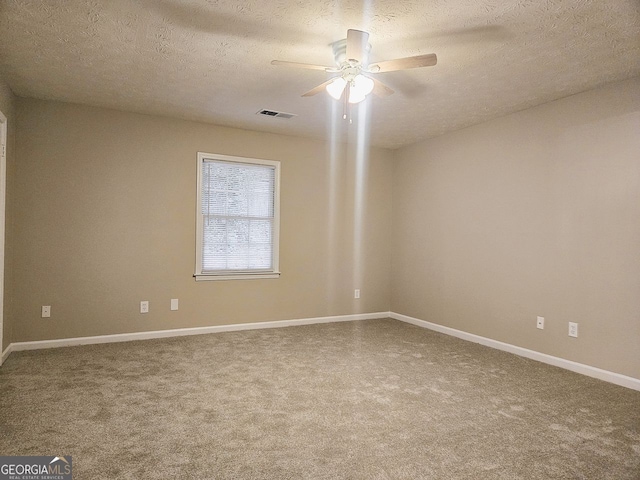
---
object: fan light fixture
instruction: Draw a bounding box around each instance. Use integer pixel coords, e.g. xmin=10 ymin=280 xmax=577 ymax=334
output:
xmin=271 ymin=28 xmax=437 ymax=121
xmin=326 ymin=74 xmax=374 ymax=103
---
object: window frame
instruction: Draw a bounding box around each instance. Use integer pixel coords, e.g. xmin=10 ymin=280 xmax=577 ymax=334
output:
xmin=195 ymin=152 xmax=281 ymax=281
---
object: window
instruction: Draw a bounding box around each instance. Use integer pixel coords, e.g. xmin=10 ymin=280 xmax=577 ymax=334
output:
xmin=195 ymin=152 xmax=280 ymax=281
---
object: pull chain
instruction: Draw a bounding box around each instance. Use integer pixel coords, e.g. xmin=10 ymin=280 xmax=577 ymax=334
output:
xmin=343 ymin=82 xmax=352 ymax=124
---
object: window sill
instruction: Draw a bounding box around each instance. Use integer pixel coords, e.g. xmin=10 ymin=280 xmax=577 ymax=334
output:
xmin=195 ymin=272 xmax=281 ymax=281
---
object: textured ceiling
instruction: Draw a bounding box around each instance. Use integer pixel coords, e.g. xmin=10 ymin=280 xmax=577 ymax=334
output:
xmin=1 ymin=0 xmax=639 ymax=149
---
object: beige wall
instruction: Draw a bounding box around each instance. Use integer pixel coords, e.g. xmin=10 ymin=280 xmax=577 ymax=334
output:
xmin=0 ymin=78 xmax=16 ymax=351
xmin=11 ymin=98 xmax=392 ymax=342
xmin=7 ymin=78 xmax=639 ymax=381
xmin=391 ymin=77 xmax=640 ymax=379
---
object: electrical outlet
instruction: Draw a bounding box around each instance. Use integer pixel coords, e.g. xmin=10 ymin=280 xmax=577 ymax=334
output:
xmin=536 ymin=316 xmax=544 ymax=329
xmin=41 ymin=305 xmax=51 ymax=318
xmin=568 ymin=322 xmax=578 ymax=338
xmin=171 ymin=298 xmax=179 ymax=311
xmin=354 ymin=289 xmax=360 ymax=299
xmin=140 ymin=301 xmax=149 ymax=314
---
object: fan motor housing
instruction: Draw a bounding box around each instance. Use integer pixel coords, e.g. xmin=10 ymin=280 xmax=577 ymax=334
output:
xmin=331 ymin=38 xmax=371 ymax=67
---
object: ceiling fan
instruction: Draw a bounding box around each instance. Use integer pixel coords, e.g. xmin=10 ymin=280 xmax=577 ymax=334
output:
xmin=271 ymin=29 xmax=437 ymax=104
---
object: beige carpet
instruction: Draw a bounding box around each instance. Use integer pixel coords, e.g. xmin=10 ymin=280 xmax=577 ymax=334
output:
xmin=1 ymin=318 xmax=639 ymax=479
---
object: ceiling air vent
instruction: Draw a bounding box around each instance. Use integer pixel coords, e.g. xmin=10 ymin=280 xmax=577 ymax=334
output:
xmin=257 ymin=109 xmax=297 ymax=119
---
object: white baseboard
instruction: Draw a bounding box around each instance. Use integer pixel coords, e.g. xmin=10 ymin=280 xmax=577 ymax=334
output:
xmin=5 ymin=311 xmax=638 ymax=392
xmin=1 ymin=343 xmax=12 ymax=364
xmin=5 ymin=311 xmax=390 ymax=355
xmin=390 ymin=312 xmax=640 ymax=392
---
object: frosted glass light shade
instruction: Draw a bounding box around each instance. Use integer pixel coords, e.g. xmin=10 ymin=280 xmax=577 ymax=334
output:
xmin=348 ymin=88 xmax=366 ymax=104
xmin=348 ymin=75 xmax=374 ymax=103
xmin=353 ymin=75 xmax=374 ymax=95
xmin=326 ymin=77 xmax=347 ymax=99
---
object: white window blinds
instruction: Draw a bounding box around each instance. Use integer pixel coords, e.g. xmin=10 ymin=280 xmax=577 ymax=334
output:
xmin=196 ymin=153 xmax=280 ymax=279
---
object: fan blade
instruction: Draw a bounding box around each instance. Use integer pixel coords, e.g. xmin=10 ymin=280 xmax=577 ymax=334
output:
xmin=369 ymin=53 xmax=437 ymax=73
xmin=302 ymin=79 xmax=336 ymax=97
xmin=346 ymin=29 xmax=369 ymax=63
xmin=371 ymin=78 xmax=394 ymax=97
xmin=271 ymin=60 xmax=333 ymax=71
